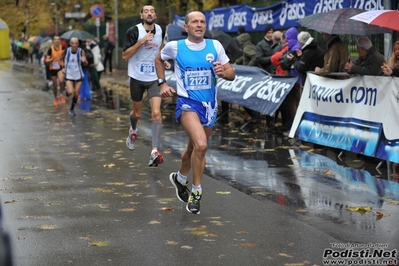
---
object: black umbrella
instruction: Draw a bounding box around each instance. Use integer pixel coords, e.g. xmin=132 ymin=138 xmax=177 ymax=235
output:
xmin=60 ymin=30 xmax=93 ymax=40
xmin=165 ymin=24 xmax=187 ymax=42
xmin=40 ymin=36 xmax=52 ymax=44
xmin=208 ymin=29 xmax=233 ymax=49
xmin=208 ymin=29 xmax=242 ymax=63
xmin=297 ymin=8 xmax=391 ymax=35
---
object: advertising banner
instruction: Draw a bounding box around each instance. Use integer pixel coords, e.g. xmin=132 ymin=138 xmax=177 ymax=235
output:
xmin=289 ymin=72 xmax=399 ymax=164
xmin=174 ymin=0 xmax=386 ymax=32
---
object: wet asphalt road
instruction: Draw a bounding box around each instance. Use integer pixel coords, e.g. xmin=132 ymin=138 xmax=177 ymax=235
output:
xmin=0 ymin=60 xmax=398 ymax=266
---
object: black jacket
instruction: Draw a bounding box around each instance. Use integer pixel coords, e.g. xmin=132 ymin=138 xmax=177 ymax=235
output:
xmin=293 ymin=39 xmax=325 ymax=84
xmin=256 ymin=38 xmax=274 ymax=73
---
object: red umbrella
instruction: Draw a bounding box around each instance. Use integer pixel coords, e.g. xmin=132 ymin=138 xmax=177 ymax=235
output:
xmin=350 ymin=9 xmax=399 ymax=32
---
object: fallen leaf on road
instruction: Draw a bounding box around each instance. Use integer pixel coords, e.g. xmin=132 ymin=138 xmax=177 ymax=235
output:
xmin=279 ymin=253 xmax=294 ymax=258
xmin=89 ymin=241 xmax=109 ymax=247
xmin=375 ymin=211 xmax=389 ymax=220
xmin=120 ymin=193 xmax=133 ymax=198
xmin=23 ymin=216 xmax=51 ymax=220
xmin=4 ymin=200 xmax=17 ymax=204
xmin=166 ymin=240 xmax=178 ymax=246
xmin=106 ymin=182 xmax=125 ymax=186
xmin=79 ymin=236 xmax=95 ymax=241
xmin=93 ymin=188 xmax=114 ymax=193
xmin=161 ymin=207 xmax=174 ymax=211
xmin=119 ymin=208 xmax=135 ymax=212
xmin=38 ymin=225 xmax=58 ymax=230
xmin=241 ymin=242 xmax=257 ymax=247
xmin=209 ymin=221 xmax=223 ymax=226
xmin=181 ymin=246 xmax=193 ymax=249
xmin=216 ymin=191 xmax=231 ymax=195
xmin=148 ymin=220 xmax=161 ymax=224
xmin=103 ymin=163 xmax=116 ymax=168
xmin=347 ymin=206 xmax=372 ymax=214
xmin=388 ymin=200 xmax=399 ymax=205
xmin=22 ymin=165 xmax=38 ymax=170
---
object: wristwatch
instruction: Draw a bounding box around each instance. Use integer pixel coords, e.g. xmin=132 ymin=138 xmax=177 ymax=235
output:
xmin=158 ymin=78 xmax=166 ymax=86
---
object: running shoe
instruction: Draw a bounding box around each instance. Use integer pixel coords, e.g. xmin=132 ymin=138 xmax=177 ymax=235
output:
xmin=59 ymin=95 xmax=67 ymax=104
xmin=148 ymin=150 xmax=164 ymax=167
xmin=186 ymin=192 xmax=202 ymax=214
xmin=69 ymin=109 xmax=76 ymax=116
xmin=53 ymin=98 xmax=58 ymax=107
xmin=126 ymin=126 xmax=137 ymax=151
xmin=169 ymin=172 xmax=189 ymax=202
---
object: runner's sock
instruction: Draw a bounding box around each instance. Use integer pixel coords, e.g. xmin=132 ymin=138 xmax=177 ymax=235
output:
xmin=152 ymin=120 xmax=162 ymax=149
xmin=129 ymin=112 xmax=138 ymax=131
xmin=192 ymin=184 xmax=202 ymax=195
xmin=71 ymin=96 xmax=77 ymax=110
xmin=177 ymin=171 xmax=187 ymax=184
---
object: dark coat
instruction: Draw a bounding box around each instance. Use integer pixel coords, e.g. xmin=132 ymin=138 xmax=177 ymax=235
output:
xmin=235 ymin=33 xmax=257 ymax=66
xmin=350 ymin=48 xmax=385 ymax=76
xmin=294 ymin=38 xmax=325 ymax=84
xmin=256 ymin=37 xmax=274 ymax=73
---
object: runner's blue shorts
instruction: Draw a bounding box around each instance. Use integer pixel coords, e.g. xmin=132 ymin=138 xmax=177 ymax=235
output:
xmin=175 ymin=97 xmax=218 ymax=128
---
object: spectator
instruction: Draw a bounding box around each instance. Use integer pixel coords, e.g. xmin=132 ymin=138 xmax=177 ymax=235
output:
xmin=315 ymin=33 xmax=349 ymax=75
xmin=234 ymin=32 xmax=260 ymax=122
xmin=387 ymin=40 xmax=399 ymax=69
xmin=382 ymin=40 xmax=399 ymax=76
xmin=344 ymin=36 xmax=385 ymax=76
xmin=234 ymin=32 xmax=257 ymax=66
xmin=271 ymin=31 xmax=282 ymax=52
xmin=86 ymin=37 xmax=105 ymax=97
xmin=271 ymin=31 xmax=289 ymax=75
xmin=277 ymin=27 xmax=302 ymax=136
xmin=256 ymin=24 xmax=274 ymax=73
xmin=270 ymin=31 xmax=289 ymax=129
xmin=103 ymin=35 xmax=115 ymax=74
xmin=233 ymin=26 xmax=245 ymax=49
xmin=220 ymin=28 xmax=243 ymax=123
xmin=293 ymin=31 xmax=325 ymax=85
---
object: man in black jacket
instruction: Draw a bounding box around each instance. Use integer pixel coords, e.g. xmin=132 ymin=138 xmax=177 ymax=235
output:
xmin=292 ymin=31 xmax=325 ymax=86
xmin=256 ymin=24 xmax=274 ymax=73
xmin=102 ymin=34 xmax=115 ymax=74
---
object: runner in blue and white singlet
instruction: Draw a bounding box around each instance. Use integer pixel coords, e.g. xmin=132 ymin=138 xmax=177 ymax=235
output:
xmin=160 ymin=38 xmax=229 ymax=127
xmin=155 ymin=11 xmax=235 ymax=215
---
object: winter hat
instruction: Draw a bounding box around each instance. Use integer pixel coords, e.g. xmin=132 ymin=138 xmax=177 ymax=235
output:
xmin=264 ymin=24 xmax=274 ymax=33
xmin=237 ymin=26 xmax=246 ymax=34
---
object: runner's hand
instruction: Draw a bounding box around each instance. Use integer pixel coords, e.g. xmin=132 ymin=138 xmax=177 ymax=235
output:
xmin=213 ymin=61 xmax=225 ymax=78
xmin=160 ymin=84 xmax=176 ymax=98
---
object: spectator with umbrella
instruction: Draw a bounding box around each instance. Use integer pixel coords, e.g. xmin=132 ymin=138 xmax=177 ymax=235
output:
xmin=344 ymin=36 xmax=385 ymax=76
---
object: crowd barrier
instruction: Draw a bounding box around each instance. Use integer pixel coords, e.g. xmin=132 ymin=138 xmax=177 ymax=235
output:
xmin=290 ymin=72 xmax=399 ymax=164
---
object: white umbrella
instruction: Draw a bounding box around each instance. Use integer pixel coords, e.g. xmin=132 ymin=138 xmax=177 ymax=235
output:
xmin=350 ymin=9 xmax=399 ymax=32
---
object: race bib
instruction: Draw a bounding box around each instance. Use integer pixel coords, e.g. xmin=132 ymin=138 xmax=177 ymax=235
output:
xmin=139 ymin=62 xmax=155 ymax=74
xmin=185 ymin=70 xmax=211 ymax=90
xmin=52 ymin=62 xmax=60 ymax=69
xmin=67 ymin=64 xmax=78 ymax=71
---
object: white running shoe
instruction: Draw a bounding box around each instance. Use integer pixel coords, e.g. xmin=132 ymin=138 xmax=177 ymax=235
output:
xmin=148 ymin=150 xmax=164 ymax=167
xmin=126 ymin=126 xmax=137 ymax=151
